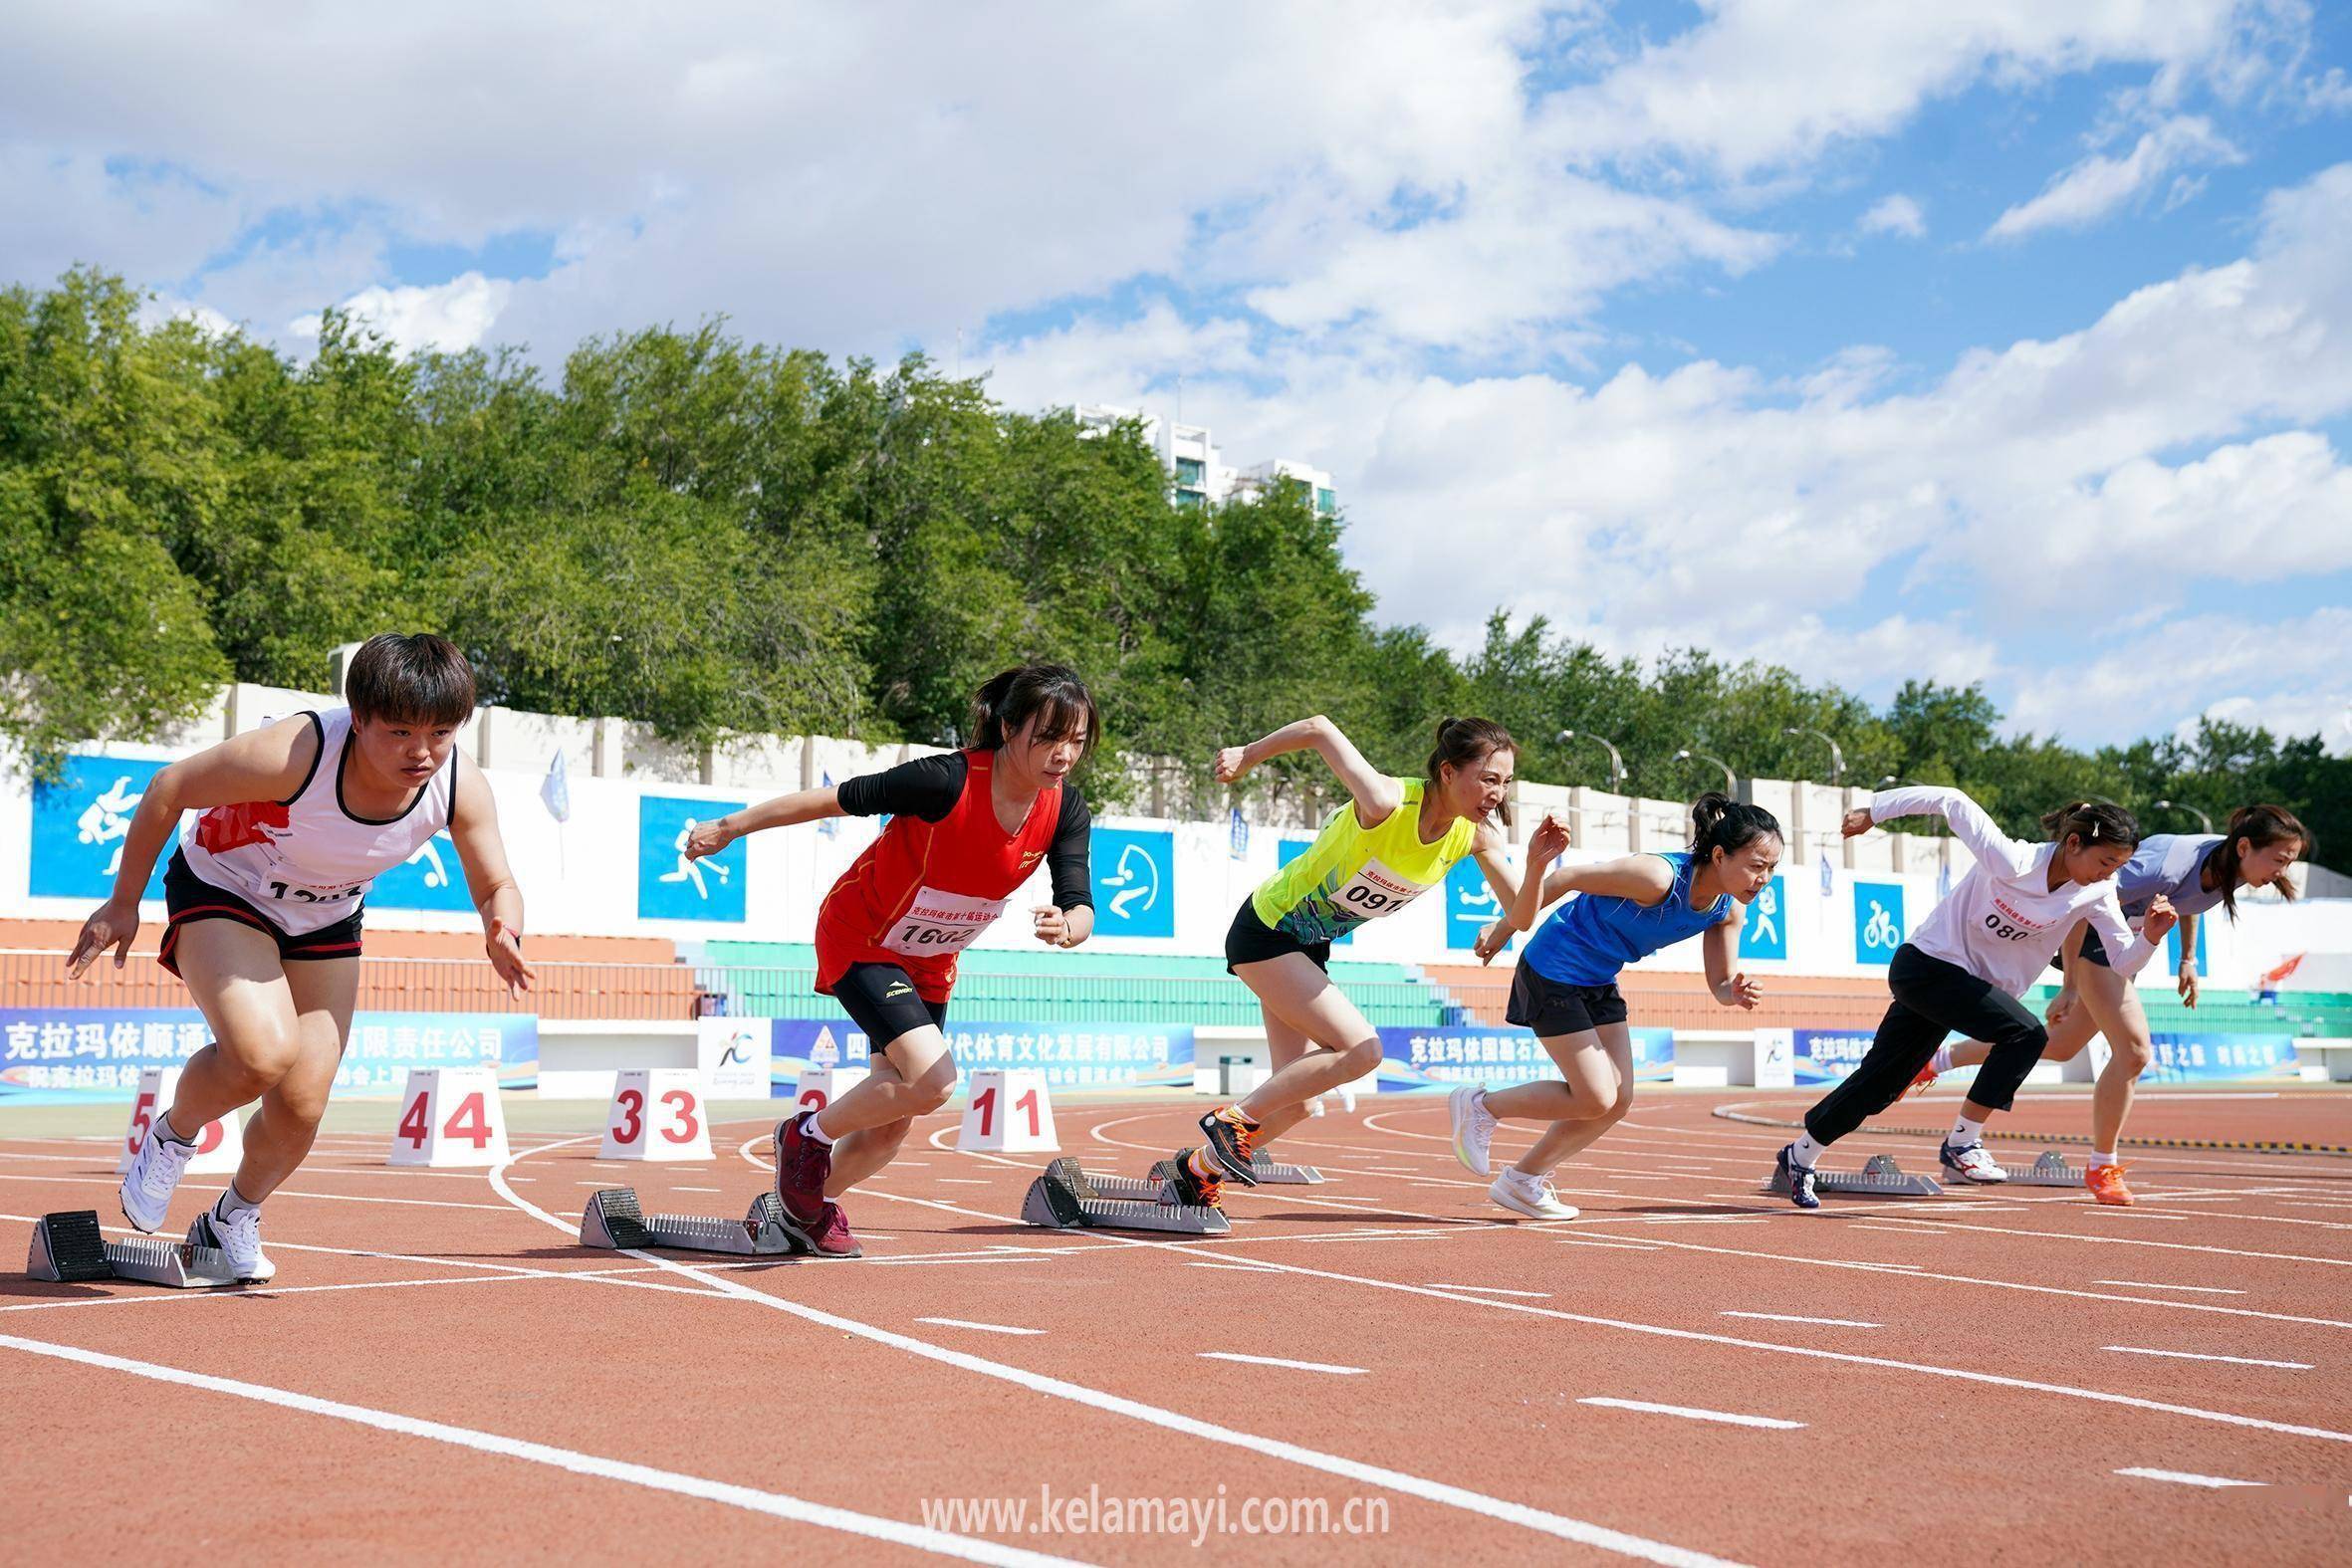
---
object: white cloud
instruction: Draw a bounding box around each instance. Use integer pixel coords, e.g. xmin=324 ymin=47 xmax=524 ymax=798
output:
xmin=1858 ymin=194 xmax=1926 ymax=238
xmin=1538 ymin=2 xmax=2271 ymax=176
xmin=289 ymin=273 xmax=513 ymax=356
xmin=2011 ymin=607 xmax=2352 ymax=752
xmin=1988 ymin=115 xmax=2242 ymax=239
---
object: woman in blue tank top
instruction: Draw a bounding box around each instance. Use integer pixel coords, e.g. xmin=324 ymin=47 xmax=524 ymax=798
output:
xmin=1924 ymin=803 xmax=2306 ymax=1205
xmin=1448 ymin=793 xmax=1783 ymax=1221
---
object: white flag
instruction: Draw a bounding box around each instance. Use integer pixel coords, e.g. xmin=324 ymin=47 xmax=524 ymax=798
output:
xmin=541 ymin=749 xmax=572 ymax=823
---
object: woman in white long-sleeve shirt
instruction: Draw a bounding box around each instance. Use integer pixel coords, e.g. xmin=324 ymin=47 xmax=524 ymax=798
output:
xmin=1918 ymin=803 xmax=2306 ymax=1204
xmin=1772 ymin=789 xmax=2178 ymax=1209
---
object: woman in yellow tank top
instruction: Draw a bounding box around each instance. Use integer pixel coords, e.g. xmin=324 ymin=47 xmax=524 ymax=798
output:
xmin=1167 ymin=714 xmax=1529 ymax=1205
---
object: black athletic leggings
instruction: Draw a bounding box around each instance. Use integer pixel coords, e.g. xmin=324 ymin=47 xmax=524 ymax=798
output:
xmin=1803 ymin=944 xmax=2048 ymax=1146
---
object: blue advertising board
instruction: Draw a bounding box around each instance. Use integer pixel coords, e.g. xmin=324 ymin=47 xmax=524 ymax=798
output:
xmin=1091 ymin=826 xmax=1174 ymax=939
xmin=367 ymin=827 xmax=477 ymax=912
xmin=0 ymin=1008 xmax=538 ymax=1105
xmin=1377 ymin=1023 xmax=1674 ymax=1089
xmin=637 ymin=795 xmax=748 ymax=922
xmin=1739 ymin=876 xmax=1787 ymax=961
xmin=1445 ymin=857 xmax=1507 ymax=953
xmin=1792 ymin=1026 xmax=1877 ymax=1084
xmin=1852 ymin=880 xmax=1905 ymax=966
xmin=30 ymin=755 xmax=170 ymax=902
xmin=2143 ymin=1031 xmax=2298 ymax=1084
xmin=770 ymin=1016 xmax=1193 ymax=1093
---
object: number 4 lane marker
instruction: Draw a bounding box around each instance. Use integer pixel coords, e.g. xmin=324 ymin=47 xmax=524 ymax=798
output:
xmin=1578 ymin=1399 xmax=1804 ymax=1431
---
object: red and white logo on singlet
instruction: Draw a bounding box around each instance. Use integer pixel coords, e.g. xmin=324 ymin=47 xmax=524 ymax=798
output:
xmin=193 ymin=800 xmax=290 ymax=854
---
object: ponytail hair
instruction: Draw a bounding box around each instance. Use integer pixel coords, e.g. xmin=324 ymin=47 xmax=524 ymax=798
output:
xmin=2207 ymin=803 xmax=2308 ymax=920
xmin=2037 ymin=799 xmax=2142 ymax=855
xmin=968 ymin=663 xmax=1099 ymax=759
xmin=1689 ymin=791 xmax=1783 ymax=871
xmin=1426 ymin=717 xmax=1518 ymax=826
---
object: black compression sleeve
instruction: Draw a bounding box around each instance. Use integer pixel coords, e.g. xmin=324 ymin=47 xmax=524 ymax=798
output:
xmin=1048 ymin=786 xmax=1093 ymax=910
xmin=834 ymin=753 xmax=966 ymax=822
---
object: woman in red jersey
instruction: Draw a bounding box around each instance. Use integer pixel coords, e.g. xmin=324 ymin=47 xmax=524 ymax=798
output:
xmin=684 ymin=664 xmax=1096 ymax=1257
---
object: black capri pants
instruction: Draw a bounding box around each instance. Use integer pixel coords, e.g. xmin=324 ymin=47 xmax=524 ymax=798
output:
xmin=1802 ymin=943 xmax=2048 ymax=1146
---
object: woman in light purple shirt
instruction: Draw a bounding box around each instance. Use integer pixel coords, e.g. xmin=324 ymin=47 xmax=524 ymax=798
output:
xmin=1922 ymin=804 xmax=2307 ymax=1205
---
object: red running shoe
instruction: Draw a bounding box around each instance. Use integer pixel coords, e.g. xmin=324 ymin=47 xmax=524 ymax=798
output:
xmin=791 ymin=1201 xmax=862 ymax=1259
xmin=772 ymin=1111 xmax=831 ymax=1224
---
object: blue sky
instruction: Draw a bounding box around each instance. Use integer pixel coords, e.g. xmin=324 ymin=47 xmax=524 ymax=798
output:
xmin=4 ymin=2 xmax=2348 ymax=755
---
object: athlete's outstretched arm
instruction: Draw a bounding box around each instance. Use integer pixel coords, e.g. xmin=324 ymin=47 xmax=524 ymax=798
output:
xmin=1475 ymin=844 xmax=1670 ymax=961
xmin=685 ymin=786 xmax=843 ymax=858
xmin=66 ymin=715 xmax=318 ymax=978
xmin=448 ymin=758 xmax=535 ymax=999
xmin=1214 ymin=715 xmax=1401 ymax=827
xmin=1702 ymin=911 xmax=1760 ymax=1009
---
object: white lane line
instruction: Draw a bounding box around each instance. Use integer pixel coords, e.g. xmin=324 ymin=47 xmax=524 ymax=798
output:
xmin=1185 ymin=1261 xmax=1285 ymax=1274
xmin=0 ymin=1171 xmax=508 ymax=1211
xmin=1199 ymin=1352 xmax=1369 ymax=1377
xmin=1427 ymin=1283 xmax=1551 ymax=1298
xmin=936 ymin=1179 xmax=992 ymax=1187
xmin=915 ymin=1317 xmax=1046 ymax=1336
xmin=1578 ymin=1399 xmax=1803 ymax=1431
xmin=2103 ymin=1347 xmax=2312 ymax=1370
xmin=1845 ymin=1224 xmax=1942 ymax=1235
xmin=676 ymin=1187 xmax=722 ymax=1194
xmin=2115 ymin=1466 xmax=2265 ymax=1489
xmin=593 ymin=1133 xmax=1757 ymax=1565
xmin=2093 ymin=1280 xmax=2245 ymax=1295
xmin=0 ymin=1335 xmax=1073 ymax=1565
xmin=1720 ymin=1312 xmax=1880 ymax=1328
xmin=1548 ymin=1237 xmax=1671 ymax=1252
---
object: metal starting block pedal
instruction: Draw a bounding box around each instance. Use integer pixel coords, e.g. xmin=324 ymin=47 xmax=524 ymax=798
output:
xmin=580 ymin=1188 xmax=802 ymax=1255
xmin=1152 ymin=1155 xmax=1325 ymax=1187
xmin=1023 ymin=1158 xmax=1230 ymax=1233
xmin=1766 ymin=1152 xmax=1944 ymax=1199
xmin=25 ymin=1210 xmax=242 ymax=1288
xmin=1997 ymin=1149 xmax=2085 ymax=1187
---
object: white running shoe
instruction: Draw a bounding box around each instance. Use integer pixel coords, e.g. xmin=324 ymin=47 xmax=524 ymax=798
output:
xmin=1489 ymin=1169 xmax=1579 ymax=1221
xmin=1939 ymin=1141 xmax=2010 ymax=1184
xmin=119 ymin=1121 xmax=200 ymax=1232
xmin=189 ymin=1202 xmax=274 ymax=1283
xmin=1450 ymin=1084 xmax=1497 ymax=1177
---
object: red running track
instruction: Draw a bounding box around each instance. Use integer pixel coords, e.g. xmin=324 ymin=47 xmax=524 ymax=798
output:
xmin=2 ymin=1088 xmax=2348 ymax=1564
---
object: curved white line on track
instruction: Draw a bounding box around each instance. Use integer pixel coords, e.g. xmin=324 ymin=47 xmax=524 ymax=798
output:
xmin=1578 ymin=1399 xmax=1802 ymax=1431
xmin=0 ymin=1333 xmax=1079 ymax=1565
xmin=493 ymin=1127 xmax=1750 ymax=1567
xmin=2115 ymin=1466 xmax=2265 ymax=1488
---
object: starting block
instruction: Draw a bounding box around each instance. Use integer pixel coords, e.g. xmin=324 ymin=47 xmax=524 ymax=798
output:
xmin=1152 ymin=1155 xmax=1326 ymax=1186
xmin=1021 ymin=1159 xmax=1229 ymax=1234
xmin=1997 ymin=1149 xmax=2086 ymax=1187
xmin=25 ymin=1211 xmax=241 ymax=1288
xmin=579 ymin=1187 xmax=801 ymax=1255
xmin=1766 ymin=1152 xmax=1944 ymax=1199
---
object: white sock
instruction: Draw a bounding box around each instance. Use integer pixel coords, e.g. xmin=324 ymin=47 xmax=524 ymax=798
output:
xmin=804 ymin=1115 xmax=837 ymax=1147
xmin=155 ymin=1109 xmax=196 ymax=1146
xmin=1929 ymin=1044 xmax=1955 ymax=1075
xmin=2088 ymin=1148 xmax=2117 ymax=1170
xmin=214 ymin=1182 xmax=260 ymax=1220
xmin=1792 ymin=1133 xmax=1827 ymax=1167
xmin=1948 ymin=1112 xmax=1987 ymax=1148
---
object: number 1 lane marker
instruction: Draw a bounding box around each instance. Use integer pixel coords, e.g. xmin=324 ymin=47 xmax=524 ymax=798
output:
xmin=1198 ymin=1352 xmax=1368 ymax=1376
xmin=1578 ymin=1399 xmax=1804 ymax=1431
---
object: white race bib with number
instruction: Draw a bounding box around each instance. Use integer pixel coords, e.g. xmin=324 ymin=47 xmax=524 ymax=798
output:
xmin=883 ymin=886 xmax=1007 ymax=956
xmin=1329 ymin=857 xmax=1428 ymax=923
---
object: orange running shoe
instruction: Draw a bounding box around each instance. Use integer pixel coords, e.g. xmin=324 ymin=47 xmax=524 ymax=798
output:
xmin=1168 ymin=1148 xmax=1224 ymax=1210
xmin=1904 ymin=1063 xmax=1939 ymax=1098
xmin=2085 ymin=1163 xmax=2134 ymax=1206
